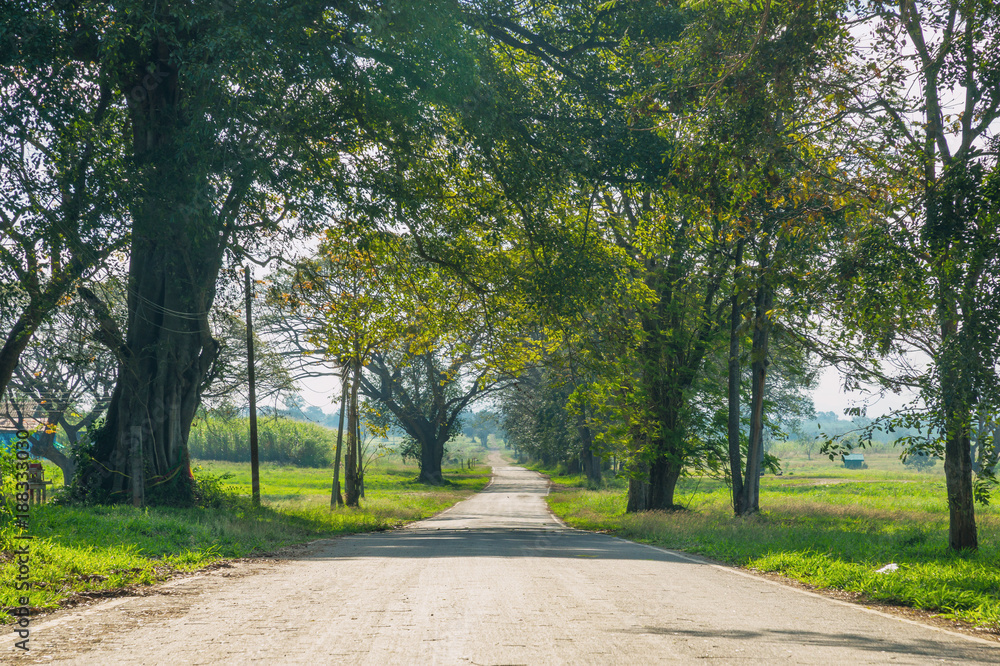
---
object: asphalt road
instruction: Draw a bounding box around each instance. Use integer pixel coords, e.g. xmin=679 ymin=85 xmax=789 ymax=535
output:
xmin=9 ymin=454 xmax=1000 ymax=664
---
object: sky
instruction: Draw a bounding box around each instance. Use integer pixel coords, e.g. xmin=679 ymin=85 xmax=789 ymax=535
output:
xmin=812 ymin=366 xmax=917 ymax=418
xmin=293 ymin=362 xmax=918 ymax=421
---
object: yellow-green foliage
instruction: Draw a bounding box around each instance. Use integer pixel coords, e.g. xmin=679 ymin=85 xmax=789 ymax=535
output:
xmin=0 ymin=442 xmax=21 ymax=551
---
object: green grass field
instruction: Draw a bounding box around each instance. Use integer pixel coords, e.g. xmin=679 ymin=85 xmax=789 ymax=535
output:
xmin=1 ymin=457 xmax=489 ymax=620
xmin=542 ymin=452 xmax=1000 ymax=632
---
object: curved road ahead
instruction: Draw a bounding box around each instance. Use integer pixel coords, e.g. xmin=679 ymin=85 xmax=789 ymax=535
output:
xmin=12 ymin=455 xmax=1000 ymax=664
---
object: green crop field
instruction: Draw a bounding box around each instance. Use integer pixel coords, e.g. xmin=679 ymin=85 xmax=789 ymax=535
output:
xmin=1 ymin=456 xmax=489 ymax=620
xmin=541 ymin=452 xmax=1000 ymax=633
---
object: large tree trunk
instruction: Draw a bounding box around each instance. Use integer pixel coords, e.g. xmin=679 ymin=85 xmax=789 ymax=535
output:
xmin=728 ymin=239 xmax=745 ymax=514
xmin=627 ymin=367 xmax=687 ymax=511
xmin=644 ymin=382 xmax=686 ymax=510
xmin=627 ymin=398 xmax=686 ymax=511
xmin=73 ymin=47 xmax=228 ymax=506
xmin=626 ymin=460 xmax=650 ymax=513
xmin=647 ymin=452 xmax=683 ymax=510
xmin=943 ymin=425 xmax=977 ymax=551
xmin=80 ymin=248 xmax=221 ymax=505
xmin=77 ymin=194 xmax=223 ymax=505
xmin=417 ymin=432 xmax=446 ymax=485
xmin=939 ymin=316 xmax=977 ymax=550
xmin=739 ymin=280 xmax=773 ymax=515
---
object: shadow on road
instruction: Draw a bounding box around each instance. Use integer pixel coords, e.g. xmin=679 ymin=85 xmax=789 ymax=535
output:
xmin=302 ymin=527 xmax=704 ymax=562
xmin=628 ymin=626 xmax=1000 ymax=661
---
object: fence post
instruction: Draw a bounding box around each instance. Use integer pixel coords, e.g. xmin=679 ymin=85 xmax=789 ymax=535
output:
xmin=130 ymin=425 xmax=144 ymax=507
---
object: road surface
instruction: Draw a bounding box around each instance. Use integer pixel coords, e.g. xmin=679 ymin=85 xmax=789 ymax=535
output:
xmin=9 ymin=454 xmax=1000 ymax=664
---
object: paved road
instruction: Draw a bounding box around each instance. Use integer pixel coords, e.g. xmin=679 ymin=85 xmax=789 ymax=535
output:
xmin=9 ymin=455 xmax=1000 ymax=664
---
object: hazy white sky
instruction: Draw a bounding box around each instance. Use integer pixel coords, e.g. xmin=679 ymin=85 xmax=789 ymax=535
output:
xmin=293 ymin=363 xmax=919 ymax=420
xmin=812 ymin=366 xmax=917 ymax=418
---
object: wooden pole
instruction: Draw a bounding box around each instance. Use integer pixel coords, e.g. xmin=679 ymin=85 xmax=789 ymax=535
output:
xmin=130 ymin=425 xmax=143 ymax=507
xmin=245 ymin=268 xmax=260 ymax=508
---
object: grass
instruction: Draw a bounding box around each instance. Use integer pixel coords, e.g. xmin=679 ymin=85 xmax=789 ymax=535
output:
xmin=2 ymin=457 xmax=489 ymax=620
xmin=544 ymin=453 xmax=1000 ymax=632
xmin=522 ymin=460 xmax=628 ymax=489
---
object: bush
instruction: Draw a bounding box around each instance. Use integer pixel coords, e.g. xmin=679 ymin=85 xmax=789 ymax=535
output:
xmin=192 ymin=467 xmax=246 ymax=509
xmin=0 ymin=442 xmax=21 ymax=550
xmin=904 ymin=452 xmax=938 ymax=470
xmin=188 ymin=416 xmax=335 ymax=467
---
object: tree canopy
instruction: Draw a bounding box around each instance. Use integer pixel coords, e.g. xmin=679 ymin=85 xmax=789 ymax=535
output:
xmin=2 ymin=0 xmax=997 ymax=551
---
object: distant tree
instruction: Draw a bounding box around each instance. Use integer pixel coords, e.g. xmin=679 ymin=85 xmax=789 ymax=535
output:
xmin=361 ymin=346 xmax=506 ymax=484
xmin=903 ymin=450 xmax=938 ymax=471
xmin=463 ymin=411 xmax=503 ymax=450
xmin=3 ymin=294 xmax=116 ymax=485
xmin=501 ymin=366 xmax=577 ymax=468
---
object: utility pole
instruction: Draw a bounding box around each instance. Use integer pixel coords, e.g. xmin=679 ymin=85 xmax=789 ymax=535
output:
xmin=245 ymin=267 xmax=261 ymax=507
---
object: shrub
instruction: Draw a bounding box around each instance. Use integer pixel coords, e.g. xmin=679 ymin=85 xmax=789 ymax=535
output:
xmin=192 ymin=467 xmax=246 ymax=509
xmin=904 ymin=452 xmax=938 ymax=470
xmin=0 ymin=442 xmax=21 ymax=550
xmin=188 ymin=416 xmax=335 ymax=467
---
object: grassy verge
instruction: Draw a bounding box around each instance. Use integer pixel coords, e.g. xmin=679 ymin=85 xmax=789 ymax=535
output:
xmin=2 ymin=459 xmax=489 ymax=620
xmin=522 ymin=461 xmax=627 ymax=489
xmin=546 ymin=466 xmax=1000 ymax=632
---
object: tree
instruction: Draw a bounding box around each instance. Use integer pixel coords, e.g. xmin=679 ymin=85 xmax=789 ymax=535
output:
xmin=269 ymin=227 xmax=403 ymax=505
xmin=361 ymin=349 xmax=497 ymax=484
xmin=585 ymin=189 xmax=730 ymax=511
xmin=0 ymin=3 xmax=130 ymax=398
xmin=3 ymin=292 xmax=116 ymax=485
xmin=49 ymin=0 xmax=481 ymax=505
xmin=632 ymin=0 xmax=863 ymax=514
xmin=831 ymin=0 xmax=1000 ymax=550
xmin=502 ymin=365 xmax=582 ymax=468
xmin=275 ymin=225 xmax=515 ymax=486
xmin=463 ymin=410 xmax=503 ymax=450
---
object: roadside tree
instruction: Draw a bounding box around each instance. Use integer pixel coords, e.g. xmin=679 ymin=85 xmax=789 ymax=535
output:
xmin=830 ymin=0 xmax=1000 ymax=550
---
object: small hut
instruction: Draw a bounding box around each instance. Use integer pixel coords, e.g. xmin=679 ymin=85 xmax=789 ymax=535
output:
xmin=1 ymin=402 xmax=53 ymax=502
xmin=0 ymin=401 xmax=45 ymax=446
xmin=842 ymin=453 xmax=866 ymax=469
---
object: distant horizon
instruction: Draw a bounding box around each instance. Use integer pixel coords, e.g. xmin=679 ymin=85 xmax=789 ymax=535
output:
xmin=812 ymin=366 xmax=919 ymax=420
xmin=287 ymin=366 xmax=919 ymax=425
